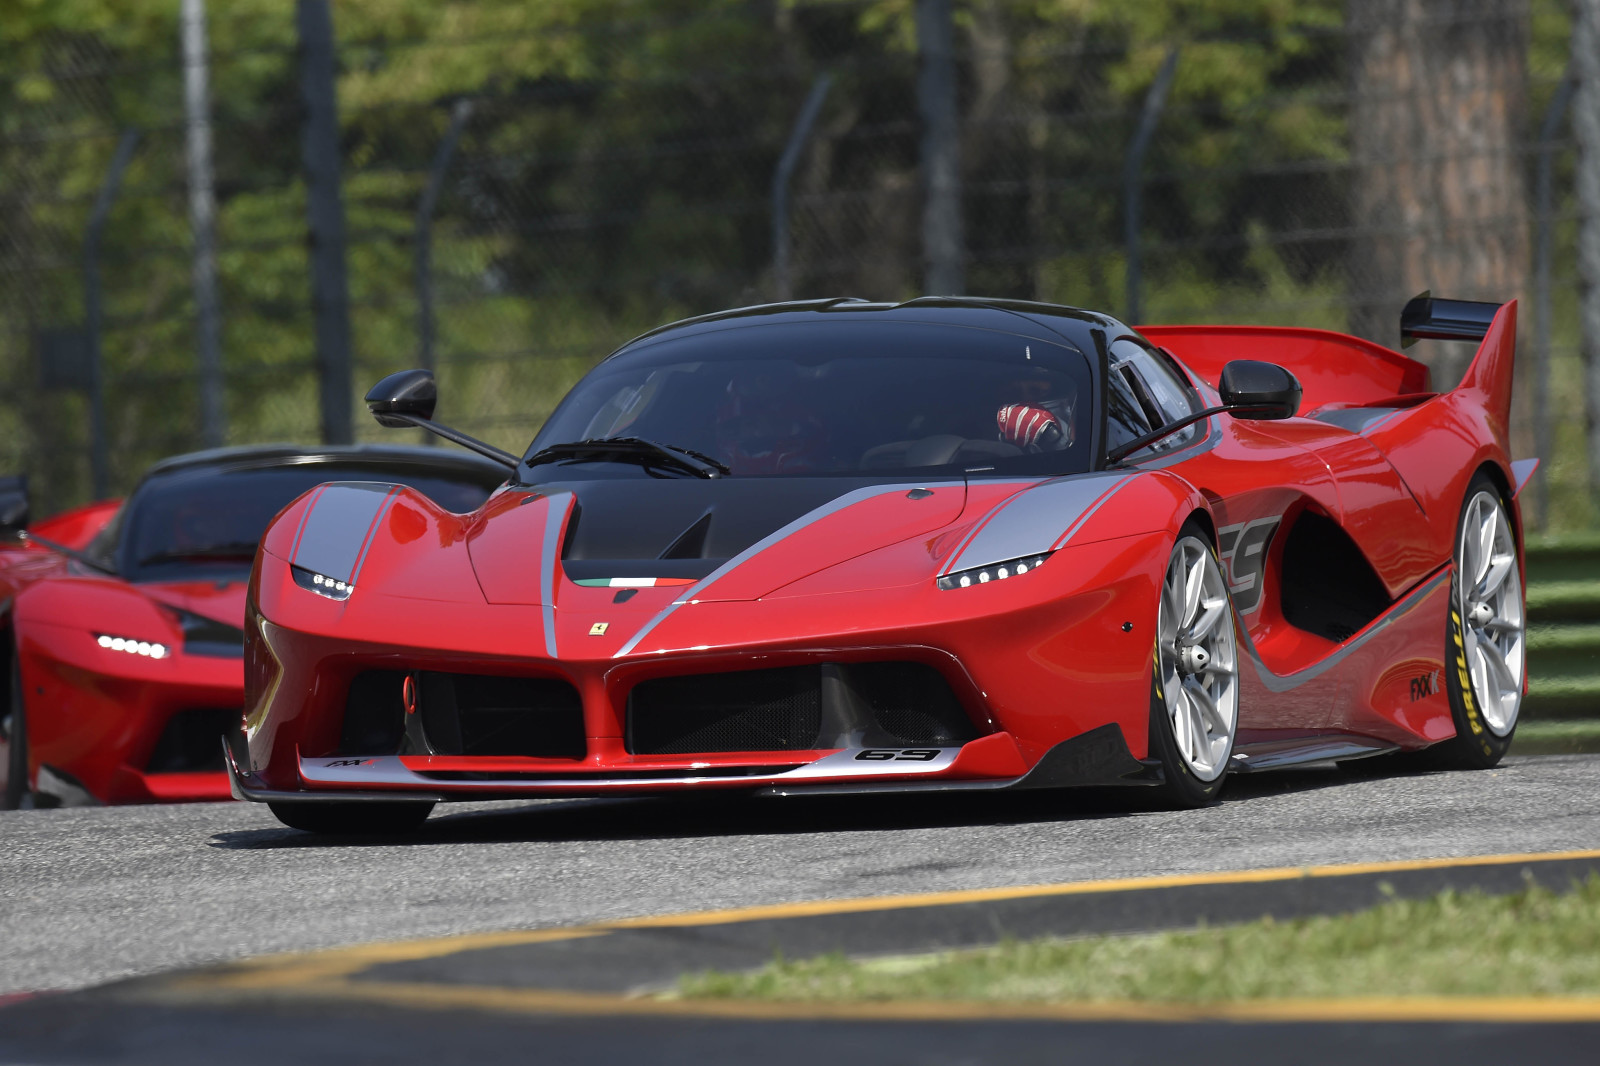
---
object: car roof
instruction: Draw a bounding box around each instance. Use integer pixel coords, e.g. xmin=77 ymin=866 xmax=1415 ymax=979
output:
xmin=140 ymin=442 xmax=509 ymax=483
xmin=611 ymin=297 xmax=1125 ymax=361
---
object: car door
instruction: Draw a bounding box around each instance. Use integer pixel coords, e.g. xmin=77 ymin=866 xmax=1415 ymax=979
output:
xmin=1109 ymin=336 xmax=1337 ymax=630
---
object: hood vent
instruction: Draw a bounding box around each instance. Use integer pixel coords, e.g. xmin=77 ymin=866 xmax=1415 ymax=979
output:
xmin=658 ymin=510 xmax=712 ymax=560
xmin=556 ymin=477 xmax=892 ymax=583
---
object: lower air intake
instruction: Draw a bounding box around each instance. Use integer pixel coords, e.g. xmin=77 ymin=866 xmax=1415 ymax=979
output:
xmin=627 ymin=666 xmax=822 ymax=755
xmin=626 ymin=662 xmax=976 ymax=755
xmin=339 ymin=670 xmax=408 ymax=755
xmin=419 ymin=672 xmax=586 ymax=759
xmin=146 ymin=707 xmax=241 ymax=773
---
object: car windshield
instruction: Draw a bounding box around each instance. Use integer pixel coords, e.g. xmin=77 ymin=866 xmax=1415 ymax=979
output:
xmin=117 ymin=461 xmax=500 ymax=582
xmin=526 ymin=321 xmax=1094 ymax=480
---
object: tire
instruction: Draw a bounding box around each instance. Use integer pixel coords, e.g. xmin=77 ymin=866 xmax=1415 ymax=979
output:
xmin=268 ymin=800 xmax=434 ymax=835
xmin=2 ymin=641 xmax=28 ymax=811
xmin=1148 ymin=525 xmax=1240 ymax=807
xmin=1428 ymin=473 xmax=1524 ymax=769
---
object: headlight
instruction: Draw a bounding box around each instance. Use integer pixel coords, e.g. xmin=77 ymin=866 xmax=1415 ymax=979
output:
xmin=937 ymin=552 xmax=1053 ymax=590
xmin=292 ymin=564 xmax=352 ymax=600
xmin=96 ymin=634 xmax=169 ymax=659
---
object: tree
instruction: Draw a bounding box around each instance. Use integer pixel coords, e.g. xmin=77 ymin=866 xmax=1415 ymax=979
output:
xmin=1345 ymin=0 xmax=1530 ymax=389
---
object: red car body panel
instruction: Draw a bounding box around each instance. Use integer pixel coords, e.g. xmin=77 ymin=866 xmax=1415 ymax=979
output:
xmin=234 ymin=300 xmax=1525 ymax=803
xmin=1 ymin=446 xmax=507 ymax=805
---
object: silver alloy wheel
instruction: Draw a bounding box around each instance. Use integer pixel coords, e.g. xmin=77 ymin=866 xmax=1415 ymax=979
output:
xmin=1157 ymin=535 xmax=1239 ymax=782
xmin=1456 ymin=490 xmax=1524 ymax=736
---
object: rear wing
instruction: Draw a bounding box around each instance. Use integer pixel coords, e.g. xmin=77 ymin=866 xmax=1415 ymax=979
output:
xmin=1399 ymin=291 xmax=1501 ymax=349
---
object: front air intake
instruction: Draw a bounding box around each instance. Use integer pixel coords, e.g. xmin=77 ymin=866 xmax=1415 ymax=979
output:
xmin=146 ymin=707 xmax=242 ymax=773
xmin=627 ymin=666 xmax=822 ymax=755
xmin=417 ymin=672 xmax=586 ymax=759
xmin=626 ymin=662 xmax=976 ymax=755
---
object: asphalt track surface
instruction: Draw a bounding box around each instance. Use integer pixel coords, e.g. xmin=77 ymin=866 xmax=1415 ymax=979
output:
xmin=5 ymin=753 xmax=1600 ymax=1063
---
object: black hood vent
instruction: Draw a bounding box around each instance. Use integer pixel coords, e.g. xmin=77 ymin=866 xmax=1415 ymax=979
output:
xmin=553 ymin=476 xmax=894 ymax=583
xmin=658 ymin=510 xmax=713 ymax=560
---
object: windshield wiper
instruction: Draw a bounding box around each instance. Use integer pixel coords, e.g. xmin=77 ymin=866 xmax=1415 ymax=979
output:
xmin=525 ymin=437 xmax=730 ymax=479
xmin=136 ymin=542 xmax=260 ymax=567
xmin=19 ymin=532 xmax=119 ymax=576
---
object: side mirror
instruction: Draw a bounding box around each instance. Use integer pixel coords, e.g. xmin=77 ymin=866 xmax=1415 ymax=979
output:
xmin=365 ymin=369 xmax=437 ymax=428
xmin=0 ymin=475 xmax=29 ymax=540
xmin=1219 ymin=360 xmax=1301 ymax=420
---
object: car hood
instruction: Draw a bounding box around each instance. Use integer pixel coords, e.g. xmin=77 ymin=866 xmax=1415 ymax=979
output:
xmin=136 ymin=578 xmax=249 ymax=627
xmin=466 ymin=477 xmax=971 ymax=605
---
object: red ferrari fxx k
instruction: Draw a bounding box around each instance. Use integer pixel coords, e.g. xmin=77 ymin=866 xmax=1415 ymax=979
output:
xmin=229 ymin=295 xmax=1532 ymax=834
xmin=0 ymin=445 xmax=507 ymax=808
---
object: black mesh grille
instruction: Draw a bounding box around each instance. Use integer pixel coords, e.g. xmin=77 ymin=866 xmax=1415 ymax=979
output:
xmin=627 ymin=666 xmax=823 ymax=754
xmin=339 ymin=670 xmax=408 ymax=755
xmin=145 ymin=707 xmax=240 ymax=773
xmin=420 ymin=673 xmax=586 ymax=759
xmin=847 ymin=662 xmax=977 ymax=747
xmin=625 ymin=661 xmax=977 ymax=755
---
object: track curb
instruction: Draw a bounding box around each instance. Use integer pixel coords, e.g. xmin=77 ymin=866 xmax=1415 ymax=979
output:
xmin=108 ymin=848 xmax=1600 ymax=1023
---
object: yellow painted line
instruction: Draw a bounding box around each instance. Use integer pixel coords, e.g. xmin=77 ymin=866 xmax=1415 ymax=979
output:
xmin=603 ymin=847 xmax=1600 ymax=930
xmin=170 ymin=928 xmax=604 ymax=992
xmin=138 ymin=848 xmax=1600 ymax=1005
xmin=142 ymin=977 xmax=1600 ymax=1025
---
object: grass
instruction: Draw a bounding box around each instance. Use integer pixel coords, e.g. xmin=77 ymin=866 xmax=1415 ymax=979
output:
xmin=1515 ymin=719 xmax=1600 ymax=755
xmin=676 ymin=878 xmax=1600 ymax=1004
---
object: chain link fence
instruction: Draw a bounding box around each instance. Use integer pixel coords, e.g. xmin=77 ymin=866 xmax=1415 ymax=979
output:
xmin=0 ymin=1 xmax=1585 ymax=523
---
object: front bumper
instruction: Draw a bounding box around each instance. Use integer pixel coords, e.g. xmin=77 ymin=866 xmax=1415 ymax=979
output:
xmin=20 ymin=620 xmax=242 ymax=804
xmin=227 ymin=724 xmax=1158 ymax=803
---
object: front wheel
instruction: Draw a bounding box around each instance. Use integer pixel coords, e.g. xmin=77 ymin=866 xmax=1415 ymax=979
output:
xmin=268 ymin=801 xmax=435 ymax=835
xmin=1149 ymin=529 xmax=1240 ymax=807
xmin=1429 ymin=475 xmax=1525 ymax=769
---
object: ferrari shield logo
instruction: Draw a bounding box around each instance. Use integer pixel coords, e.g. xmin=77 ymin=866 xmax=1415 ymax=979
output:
xmin=589 ymin=622 xmax=609 ymax=636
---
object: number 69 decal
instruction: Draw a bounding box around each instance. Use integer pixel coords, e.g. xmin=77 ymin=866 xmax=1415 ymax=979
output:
xmin=855 ymin=749 xmax=942 ymax=761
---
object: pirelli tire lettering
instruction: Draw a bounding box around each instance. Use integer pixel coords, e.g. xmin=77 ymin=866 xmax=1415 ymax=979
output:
xmin=1451 ymin=607 xmax=1491 ymax=751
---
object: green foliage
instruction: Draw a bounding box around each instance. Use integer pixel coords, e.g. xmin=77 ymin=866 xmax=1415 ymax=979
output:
xmin=0 ymin=0 xmax=1581 ymax=520
xmin=678 ymin=876 xmax=1600 ymax=1002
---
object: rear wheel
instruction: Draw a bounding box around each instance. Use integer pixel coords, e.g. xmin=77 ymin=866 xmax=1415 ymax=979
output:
xmin=268 ymin=801 xmax=434 ymax=836
xmin=1149 ymin=529 xmax=1239 ymax=807
xmin=1430 ymin=475 xmax=1524 ymax=769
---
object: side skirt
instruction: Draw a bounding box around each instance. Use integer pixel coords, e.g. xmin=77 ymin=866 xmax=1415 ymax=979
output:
xmin=1229 ymin=734 xmax=1399 ymax=774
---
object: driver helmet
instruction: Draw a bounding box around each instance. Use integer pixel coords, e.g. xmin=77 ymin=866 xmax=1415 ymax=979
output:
xmin=714 ymin=367 xmax=828 ymax=475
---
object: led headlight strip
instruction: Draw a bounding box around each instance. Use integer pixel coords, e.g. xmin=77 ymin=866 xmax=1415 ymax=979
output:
xmin=96 ymin=634 xmax=169 ymax=659
xmin=936 ymin=551 xmax=1052 ymax=590
xmin=292 ymin=565 xmax=352 ymax=601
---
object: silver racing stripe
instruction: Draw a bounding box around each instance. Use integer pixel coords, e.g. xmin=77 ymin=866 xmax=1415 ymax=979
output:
xmin=290 ymin=482 xmax=401 ymax=586
xmin=943 ymin=472 xmax=1133 ymax=575
xmin=540 ymin=492 xmax=573 ymax=658
xmin=612 ymin=480 xmax=965 ymax=658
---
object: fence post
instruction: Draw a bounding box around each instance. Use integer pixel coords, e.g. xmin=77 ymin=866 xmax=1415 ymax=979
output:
xmin=298 ymin=0 xmax=354 ymax=445
xmin=84 ymin=130 xmax=140 ymax=501
xmin=1123 ymin=47 xmax=1180 ymax=326
xmin=1534 ymin=65 xmax=1578 ymax=529
xmin=772 ymin=74 xmax=833 ymax=302
xmin=416 ymin=98 xmax=474 ymax=387
xmin=916 ymin=0 xmax=964 ymax=296
xmin=181 ymin=0 xmax=226 ymax=449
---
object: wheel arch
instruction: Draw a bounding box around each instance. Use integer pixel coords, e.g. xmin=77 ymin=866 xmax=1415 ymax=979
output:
xmin=1472 ymin=459 xmax=1522 ymax=549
